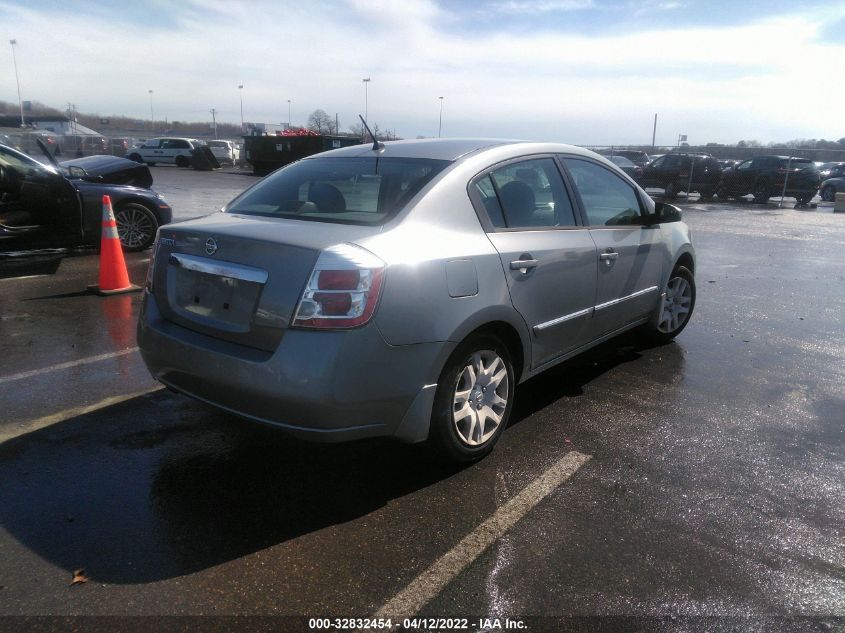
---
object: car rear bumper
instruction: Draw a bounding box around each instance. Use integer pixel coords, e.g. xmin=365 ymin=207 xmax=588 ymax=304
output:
xmin=137 ymin=291 xmax=451 ymax=443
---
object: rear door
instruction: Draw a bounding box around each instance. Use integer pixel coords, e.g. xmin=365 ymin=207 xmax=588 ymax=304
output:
xmin=470 ymin=156 xmax=598 ymax=368
xmin=560 ymin=156 xmax=663 ymax=339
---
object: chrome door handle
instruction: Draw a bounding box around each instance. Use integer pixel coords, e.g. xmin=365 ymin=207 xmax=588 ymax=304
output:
xmin=599 ymin=252 xmax=619 ymax=261
xmin=510 ymin=259 xmax=538 ymax=272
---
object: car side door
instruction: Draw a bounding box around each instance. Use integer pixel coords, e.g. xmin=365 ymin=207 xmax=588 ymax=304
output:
xmin=639 ymin=155 xmax=665 ymax=188
xmin=470 ymin=156 xmax=598 ymax=369
xmin=560 ymin=156 xmax=664 ymax=339
xmin=140 ymin=139 xmax=162 ymax=164
xmin=0 ymin=144 xmax=82 ymax=244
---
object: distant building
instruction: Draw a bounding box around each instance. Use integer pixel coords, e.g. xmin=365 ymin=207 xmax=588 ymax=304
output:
xmin=0 ymin=114 xmax=100 ymax=136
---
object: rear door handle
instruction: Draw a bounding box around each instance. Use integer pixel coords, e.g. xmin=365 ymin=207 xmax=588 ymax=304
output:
xmin=510 ymin=259 xmax=538 ymax=273
xmin=599 ymin=252 xmax=618 ymax=261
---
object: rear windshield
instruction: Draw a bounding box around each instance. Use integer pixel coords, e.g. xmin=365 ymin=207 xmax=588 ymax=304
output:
xmin=207 ymin=141 xmax=228 ymax=148
xmin=225 ymin=156 xmax=450 ymax=225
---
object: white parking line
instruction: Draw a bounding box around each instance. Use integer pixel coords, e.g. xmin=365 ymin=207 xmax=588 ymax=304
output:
xmin=0 ymin=274 xmax=50 ymax=282
xmin=0 ymin=348 xmax=140 ymax=384
xmin=374 ymin=450 xmax=592 ymax=618
xmin=0 ymin=387 xmax=163 ymax=444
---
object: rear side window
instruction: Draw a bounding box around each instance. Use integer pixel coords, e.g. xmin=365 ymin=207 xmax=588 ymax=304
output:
xmin=474 ymin=157 xmax=576 ymax=229
xmin=226 ymin=157 xmax=449 ymax=226
xmin=788 ymin=159 xmax=816 ymax=170
xmin=563 ymin=158 xmax=643 ymax=226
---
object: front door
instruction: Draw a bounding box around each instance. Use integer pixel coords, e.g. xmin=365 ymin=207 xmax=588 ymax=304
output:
xmin=0 ymin=145 xmax=81 ymax=248
xmin=471 ymin=156 xmax=598 ymax=368
xmin=561 ymin=157 xmax=663 ymax=338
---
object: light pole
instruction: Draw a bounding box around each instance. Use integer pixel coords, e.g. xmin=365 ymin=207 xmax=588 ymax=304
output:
xmin=148 ymin=90 xmax=154 ymax=132
xmin=438 ymin=96 xmax=444 ymax=138
xmin=287 ymin=99 xmax=291 ymax=128
xmin=362 ymin=77 xmax=370 ymax=123
xmin=210 ymin=108 xmax=218 ymax=139
xmin=238 ymin=84 xmax=244 ymax=131
xmin=9 ymin=39 xmax=24 ymax=127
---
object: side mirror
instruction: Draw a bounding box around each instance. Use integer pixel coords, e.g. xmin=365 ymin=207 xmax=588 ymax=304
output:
xmin=646 ymin=201 xmax=682 ymax=225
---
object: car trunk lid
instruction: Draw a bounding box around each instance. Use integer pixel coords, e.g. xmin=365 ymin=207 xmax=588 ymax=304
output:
xmin=152 ymin=213 xmax=380 ymax=351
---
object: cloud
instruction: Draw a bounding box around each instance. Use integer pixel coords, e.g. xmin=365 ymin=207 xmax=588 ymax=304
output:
xmin=488 ymin=0 xmax=594 ymax=14
xmin=0 ymin=1 xmax=842 ymax=144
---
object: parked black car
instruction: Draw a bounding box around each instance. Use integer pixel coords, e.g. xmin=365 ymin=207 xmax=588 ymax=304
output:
xmin=639 ymin=153 xmax=722 ymax=199
xmin=605 ymin=154 xmax=643 ymax=180
xmin=820 ymin=176 xmax=845 ymax=202
xmin=716 ymin=156 xmax=820 ymax=204
xmin=818 ymin=162 xmax=845 ymax=183
xmin=598 ymin=149 xmax=650 ymax=167
xmin=0 ymin=142 xmax=171 ymax=252
xmin=60 ymin=155 xmax=154 ymax=189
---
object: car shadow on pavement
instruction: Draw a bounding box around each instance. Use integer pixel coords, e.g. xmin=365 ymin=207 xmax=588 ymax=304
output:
xmin=0 ymin=392 xmax=462 ymax=585
xmin=0 ymin=250 xmax=65 ymax=279
xmin=0 ymin=335 xmax=676 ymax=587
xmin=509 ymin=331 xmax=658 ymax=427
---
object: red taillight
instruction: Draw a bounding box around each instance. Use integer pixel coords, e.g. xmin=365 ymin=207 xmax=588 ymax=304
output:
xmin=293 ymin=244 xmax=385 ymax=329
xmin=318 ymin=269 xmax=360 ymax=290
xmin=313 ymin=292 xmax=353 ymax=315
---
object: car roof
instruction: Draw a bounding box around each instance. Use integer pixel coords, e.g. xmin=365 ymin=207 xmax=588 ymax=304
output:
xmin=308 ymin=138 xmax=603 ymax=162
xmin=312 ymin=138 xmax=528 ymax=161
xmin=749 ymin=155 xmax=812 ymax=161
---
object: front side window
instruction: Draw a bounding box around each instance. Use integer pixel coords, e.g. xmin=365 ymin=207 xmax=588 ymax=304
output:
xmin=737 ymin=160 xmax=753 ymax=171
xmin=143 ymin=139 xmax=160 ymax=149
xmin=0 ymin=144 xmax=54 ymax=177
xmin=226 ymin=157 xmax=449 ymax=226
xmin=476 ymin=158 xmax=576 ymax=229
xmin=562 ymin=158 xmax=643 ymax=227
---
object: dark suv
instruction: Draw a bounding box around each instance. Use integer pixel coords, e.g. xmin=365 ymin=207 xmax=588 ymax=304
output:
xmin=717 ymin=156 xmax=820 ymax=204
xmin=639 ymin=153 xmax=723 ymax=199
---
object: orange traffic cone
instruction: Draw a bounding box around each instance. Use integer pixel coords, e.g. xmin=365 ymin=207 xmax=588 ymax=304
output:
xmin=88 ymin=195 xmax=141 ymax=296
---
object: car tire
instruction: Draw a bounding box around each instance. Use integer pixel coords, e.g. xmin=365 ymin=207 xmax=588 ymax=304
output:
xmin=715 ymin=185 xmax=732 ymax=200
xmin=795 ymin=191 xmax=815 ymax=205
xmin=175 ymin=155 xmax=189 ymax=168
xmin=821 ymin=185 xmax=836 ymax=202
xmin=128 ymin=153 xmax=143 ymax=163
xmin=114 ymin=202 xmax=158 ymax=252
xmin=428 ymin=334 xmax=515 ymax=463
xmin=640 ymin=265 xmax=696 ymax=344
xmin=698 ymin=188 xmax=714 ymax=200
xmin=664 ymin=182 xmax=678 ymax=198
xmin=753 ymin=180 xmax=771 ymax=204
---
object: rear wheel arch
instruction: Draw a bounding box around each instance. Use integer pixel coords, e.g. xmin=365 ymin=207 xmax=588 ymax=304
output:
xmin=463 ymin=321 xmax=525 ymax=382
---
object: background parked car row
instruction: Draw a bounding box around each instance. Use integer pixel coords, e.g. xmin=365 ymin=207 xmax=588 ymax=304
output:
xmin=601 ymin=149 xmax=825 ymax=203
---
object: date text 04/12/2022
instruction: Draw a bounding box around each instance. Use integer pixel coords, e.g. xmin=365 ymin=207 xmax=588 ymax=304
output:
xmin=307 ymin=617 xmax=527 ymax=630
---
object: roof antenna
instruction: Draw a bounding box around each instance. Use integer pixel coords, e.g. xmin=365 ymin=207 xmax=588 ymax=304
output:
xmin=359 ymin=115 xmax=383 ymax=152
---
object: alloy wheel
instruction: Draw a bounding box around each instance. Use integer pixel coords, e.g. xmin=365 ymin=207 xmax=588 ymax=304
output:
xmin=657 ymin=275 xmax=693 ymax=334
xmin=115 ymin=205 xmax=155 ymax=249
xmin=452 ymin=350 xmax=509 ymax=446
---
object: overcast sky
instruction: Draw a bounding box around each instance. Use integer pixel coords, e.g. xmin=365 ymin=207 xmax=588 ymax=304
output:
xmin=2 ymin=0 xmax=844 ymax=145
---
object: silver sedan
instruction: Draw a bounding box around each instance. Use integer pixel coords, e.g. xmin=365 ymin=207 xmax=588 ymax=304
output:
xmin=138 ymin=139 xmax=695 ymax=462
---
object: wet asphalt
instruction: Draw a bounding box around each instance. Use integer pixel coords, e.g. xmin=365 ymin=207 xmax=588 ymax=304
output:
xmin=0 ymin=168 xmax=843 ymax=632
